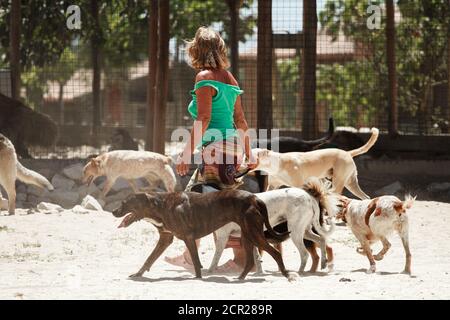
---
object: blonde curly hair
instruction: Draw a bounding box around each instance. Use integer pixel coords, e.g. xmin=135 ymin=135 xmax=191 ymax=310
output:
xmin=186 ymin=27 xmax=230 ymax=70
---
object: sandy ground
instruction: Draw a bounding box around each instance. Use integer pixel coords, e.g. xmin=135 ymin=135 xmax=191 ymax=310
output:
xmin=1 ymin=200 xmax=449 ymax=300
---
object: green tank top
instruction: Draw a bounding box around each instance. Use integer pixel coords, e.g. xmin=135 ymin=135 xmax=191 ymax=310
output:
xmin=188 ymin=79 xmax=244 ymax=147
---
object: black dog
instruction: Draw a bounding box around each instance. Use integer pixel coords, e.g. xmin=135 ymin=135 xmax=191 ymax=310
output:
xmin=0 ymin=93 xmax=57 ymax=158
xmin=109 ymin=128 xmax=139 ymax=151
xmin=252 ymin=117 xmax=335 ymax=153
xmin=112 ymin=190 xmax=293 ymax=281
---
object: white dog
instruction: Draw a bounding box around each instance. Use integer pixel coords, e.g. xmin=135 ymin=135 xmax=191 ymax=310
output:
xmin=338 ymin=195 xmax=415 ymax=274
xmin=251 ymin=128 xmax=379 ymax=199
xmin=0 ymin=134 xmax=54 ymax=215
xmin=82 ymin=150 xmax=177 ymax=197
xmin=208 ymin=178 xmax=340 ymax=274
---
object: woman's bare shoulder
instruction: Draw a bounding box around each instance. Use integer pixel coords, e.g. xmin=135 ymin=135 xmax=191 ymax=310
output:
xmin=195 ymin=70 xmax=215 ymax=83
xmin=195 ymin=69 xmax=239 ymax=86
xmin=225 ymin=70 xmax=239 ymax=86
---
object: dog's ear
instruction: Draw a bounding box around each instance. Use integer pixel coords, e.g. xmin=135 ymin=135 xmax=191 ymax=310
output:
xmin=393 ymin=201 xmax=403 ymax=213
xmin=145 ymin=193 xmax=161 ymax=208
xmin=365 ymin=198 xmax=379 ymax=224
xmin=93 ymin=158 xmax=102 ymax=167
xmin=86 ymin=158 xmax=100 ymax=168
xmin=253 ymin=148 xmax=269 ymax=162
xmin=259 ymin=149 xmax=270 ymax=158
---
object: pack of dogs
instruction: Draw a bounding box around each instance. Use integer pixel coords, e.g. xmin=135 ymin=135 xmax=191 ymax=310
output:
xmin=0 ymin=124 xmax=415 ymax=281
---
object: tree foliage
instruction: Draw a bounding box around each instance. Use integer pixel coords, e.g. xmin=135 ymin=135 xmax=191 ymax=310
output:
xmin=0 ymin=0 xmax=75 ymax=69
xmin=171 ymin=0 xmax=256 ymax=43
xmin=0 ymin=0 xmax=256 ymax=109
xmin=316 ymin=0 xmax=450 ymax=133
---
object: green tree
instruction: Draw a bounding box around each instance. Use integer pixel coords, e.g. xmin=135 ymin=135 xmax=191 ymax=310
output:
xmin=0 ymin=0 xmax=77 ymax=106
xmin=0 ymin=0 xmax=75 ymax=70
xmin=318 ymin=0 xmax=450 ymax=133
xmin=171 ymin=0 xmax=256 ymax=43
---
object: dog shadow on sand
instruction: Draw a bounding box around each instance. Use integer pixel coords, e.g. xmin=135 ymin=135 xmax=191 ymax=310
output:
xmin=350 ymin=268 xmax=417 ymax=278
xmin=127 ymin=269 xmax=266 ymax=284
xmin=261 ymin=270 xmax=329 ymax=278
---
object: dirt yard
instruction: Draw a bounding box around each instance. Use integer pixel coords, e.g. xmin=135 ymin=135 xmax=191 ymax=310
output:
xmin=1 ymin=200 xmax=449 ymax=300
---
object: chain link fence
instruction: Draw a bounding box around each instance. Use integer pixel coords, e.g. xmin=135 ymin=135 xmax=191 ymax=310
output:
xmin=0 ymin=0 xmax=448 ymax=158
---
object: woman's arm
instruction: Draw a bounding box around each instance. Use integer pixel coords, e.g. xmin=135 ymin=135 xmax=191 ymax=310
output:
xmin=233 ymin=96 xmax=252 ymax=160
xmin=229 ymin=72 xmax=255 ymax=167
xmin=177 ymin=72 xmax=214 ymax=176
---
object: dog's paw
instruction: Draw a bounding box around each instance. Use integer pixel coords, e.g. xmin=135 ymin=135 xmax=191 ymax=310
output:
xmin=401 ymin=269 xmax=412 ymax=275
xmin=327 ymin=263 xmax=334 ymax=272
xmin=205 ymin=268 xmax=216 ymax=275
xmin=287 ymin=273 xmax=298 ymax=282
xmin=366 ymin=265 xmax=376 ymax=274
xmin=374 ymin=254 xmax=384 ymax=261
xmin=253 ymin=270 xmax=264 ymax=276
xmin=129 ymin=272 xmax=144 ymax=278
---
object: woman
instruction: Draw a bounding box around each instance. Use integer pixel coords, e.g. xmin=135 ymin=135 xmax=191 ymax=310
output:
xmin=164 ymin=27 xmax=255 ymax=273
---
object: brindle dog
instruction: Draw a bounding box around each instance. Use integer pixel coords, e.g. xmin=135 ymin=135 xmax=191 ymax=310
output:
xmin=112 ymin=190 xmax=293 ymax=281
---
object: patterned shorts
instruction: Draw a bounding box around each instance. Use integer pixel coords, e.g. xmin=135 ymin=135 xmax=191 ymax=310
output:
xmin=185 ymin=138 xmax=244 ymax=249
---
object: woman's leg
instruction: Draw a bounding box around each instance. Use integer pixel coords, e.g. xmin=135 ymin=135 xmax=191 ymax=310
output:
xmin=164 ymin=170 xmax=200 ymax=269
xmin=215 ymin=236 xmax=247 ymax=273
xmin=164 ymin=239 xmax=199 ymax=268
xmin=232 ymin=247 xmax=246 ymax=267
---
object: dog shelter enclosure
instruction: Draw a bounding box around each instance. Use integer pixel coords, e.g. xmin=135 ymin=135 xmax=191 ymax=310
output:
xmin=0 ymin=0 xmax=449 ymax=159
xmin=3 ymin=1 xmax=450 ymax=303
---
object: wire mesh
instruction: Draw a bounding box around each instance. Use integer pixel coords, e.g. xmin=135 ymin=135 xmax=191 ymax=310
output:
xmin=0 ymin=0 xmax=448 ymax=159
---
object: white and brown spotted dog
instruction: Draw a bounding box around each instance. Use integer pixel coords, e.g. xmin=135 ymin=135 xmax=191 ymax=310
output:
xmin=338 ymin=195 xmax=415 ymax=274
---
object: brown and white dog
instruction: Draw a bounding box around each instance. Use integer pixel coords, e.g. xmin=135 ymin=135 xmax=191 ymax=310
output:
xmin=251 ymin=128 xmax=379 ymax=199
xmin=82 ymin=150 xmax=177 ymax=197
xmin=338 ymin=195 xmax=415 ymax=274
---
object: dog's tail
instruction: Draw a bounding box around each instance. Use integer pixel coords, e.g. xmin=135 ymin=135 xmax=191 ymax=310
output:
xmin=16 ymin=161 xmax=54 ymax=191
xmin=303 ymin=117 xmax=335 ymax=146
xmin=256 ymin=198 xmax=290 ymax=241
xmin=348 ymin=128 xmax=379 ymax=157
xmin=303 ymin=178 xmax=340 ymax=237
xmin=312 ymin=209 xmax=335 ymax=238
xmin=403 ymin=194 xmax=416 ymax=210
xmin=263 ymin=221 xmax=291 ymax=243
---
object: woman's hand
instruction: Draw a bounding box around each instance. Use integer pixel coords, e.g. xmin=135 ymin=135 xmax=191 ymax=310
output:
xmin=176 ymin=153 xmax=190 ymax=176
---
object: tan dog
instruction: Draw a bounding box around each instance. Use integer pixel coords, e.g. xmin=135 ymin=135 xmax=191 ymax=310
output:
xmin=338 ymin=195 xmax=415 ymax=274
xmin=82 ymin=150 xmax=176 ymax=197
xmin=251 ymin=128 xmax=379 ymax=199
xmin=0 ymin=134 xmax=54 ymax=215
